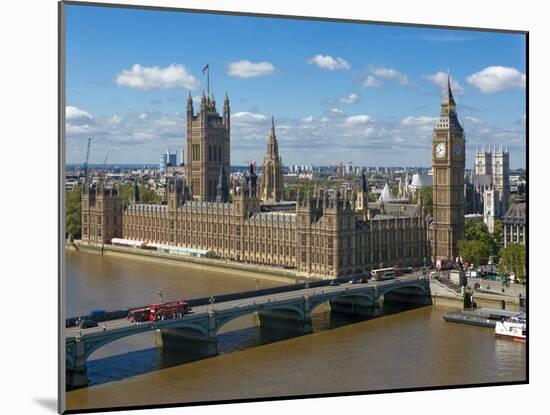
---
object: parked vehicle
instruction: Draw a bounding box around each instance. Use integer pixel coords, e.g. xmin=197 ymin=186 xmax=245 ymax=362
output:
xmin=329 ymin=280 xmax=340 ymax=286
xmin=436 ymin=259 xmax=454 ymax=271
xmin=79 ymin=319 xmax=98 ymax=329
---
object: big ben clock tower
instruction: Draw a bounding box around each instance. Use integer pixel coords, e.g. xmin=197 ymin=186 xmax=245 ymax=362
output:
xmin=432 ymin=74 xmax=465 ymax=261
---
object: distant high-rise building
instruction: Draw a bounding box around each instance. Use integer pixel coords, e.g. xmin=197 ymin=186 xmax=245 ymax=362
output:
xmin=177 ymin=149 xmax=185 ymax=166
xmin=167 ymin=149 xmax=177 ymax=167
xmin=159 ymin=153 xmax=167 ymax=173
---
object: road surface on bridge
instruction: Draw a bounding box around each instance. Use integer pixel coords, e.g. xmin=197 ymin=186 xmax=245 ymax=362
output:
xmin=66 ymin=273 xmax=428 ymax=339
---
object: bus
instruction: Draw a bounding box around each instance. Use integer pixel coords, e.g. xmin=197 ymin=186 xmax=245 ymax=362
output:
xmin=128 ymin=301 xmax=190 ymax=322
xmin=370 ymin=267 xmax=396 ymax=281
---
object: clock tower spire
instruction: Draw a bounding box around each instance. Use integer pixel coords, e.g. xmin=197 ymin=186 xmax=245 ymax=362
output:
xmin=431 ymin=73 xmax=465 ymax=262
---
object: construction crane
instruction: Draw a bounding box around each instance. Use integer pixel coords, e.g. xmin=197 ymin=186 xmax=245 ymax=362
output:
xmin=103 ymin=149 xmax=111 ymax=169
xmin=83 ymin=137 xmax=91 ymax=179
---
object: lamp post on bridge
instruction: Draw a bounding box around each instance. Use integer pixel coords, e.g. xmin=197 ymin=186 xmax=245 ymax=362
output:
xmin=255 ymin=278 xmax=260 ymax=291
xmin=209 ymin=296 xmax=215 ymax=312
xmin=158 ymin=289 xmax=163 ymax=304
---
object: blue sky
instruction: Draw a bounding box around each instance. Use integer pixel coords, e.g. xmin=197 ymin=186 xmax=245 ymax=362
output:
xmin=65 ymin=4 xmax=527 ymax=168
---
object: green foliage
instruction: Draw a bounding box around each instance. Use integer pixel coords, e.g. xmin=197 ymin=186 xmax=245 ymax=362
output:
xmin=464 ymin=221 xmax=500 ymax=255
xmin=458 ymin=239 xmax=491 ymax=265
xmin=119 ymin=183 xmax=161 ymax=205
xmin=66 ymin=187 xmax=81 ymax=239
xmin=368 ymin=193 xmax=378 ymax=203
xmin=499 ymin=243 xmax=526 ymax=283
xmin=493 ymin=220 xmax=503 ymax=247
xmin=413 ymin=186 xmax=433 ymax=215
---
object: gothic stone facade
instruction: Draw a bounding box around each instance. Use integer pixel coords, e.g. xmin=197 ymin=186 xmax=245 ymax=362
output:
xmin=431 ymin=75 xmax=465 ymax=261
xmin=82 ymin=91 xmax=430 ymax=279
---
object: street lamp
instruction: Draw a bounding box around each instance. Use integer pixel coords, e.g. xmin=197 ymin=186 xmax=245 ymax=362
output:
xmin=255 ymin=278 xmax=260 ymax=291
xmin=158 ymin=289 xmax=163 ymax=304
xmin=209 ymin=296 xmax=215 ymax=312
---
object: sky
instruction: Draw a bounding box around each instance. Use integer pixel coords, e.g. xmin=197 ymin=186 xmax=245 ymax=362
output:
xmin=65 ymin=4 xmax=527 ymax=168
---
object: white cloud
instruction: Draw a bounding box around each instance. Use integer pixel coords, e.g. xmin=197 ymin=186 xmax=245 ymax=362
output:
xmin=361 ymin=75 xmax=382 ymax=88
xmin=65 ymin=107 xmax=525 ymax=168
xmin=226 ymin=60 xmax=276 ymax=78
xmin=370 ymin=66 xmax=411 ymax=86
xmin=423 ymin=71 xmax=464 ymax=94
xmin=307 ymin=55 xmax=350 ymax=70
xmin=66 ymin=124 xmax=92 ymax=134
xmin=139 ymin=113 xmax=147 ymax=119
xmin=115 ymin=63 xmax=199 ymax=90
xmin=345 ymin=115 xmax=371 ymax=125
xmin=363 ymin=127 xmax=376 ymax=137
xmin=339 ymin=93 xmax=359 ymax=104
xmin=401 ymin=116 xmax=438 ymax=126
xmin=360 ymin=66 xmax=412 ymax=89
xmin=466 ymin=66 xmax=526 ymax=93
xmin=66 ymin=106 xmax=92 ymax=121
xmin=231 ymin=112 xmax=268 ymax=122
xmin=464 ymin=116 xmax=482 ymax=124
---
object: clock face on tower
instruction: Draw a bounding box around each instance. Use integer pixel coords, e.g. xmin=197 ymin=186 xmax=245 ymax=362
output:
xmin=435 ymin=142 xmax=446 ymax=159
xmin=454 ymin=143 xmax=462 ymax=156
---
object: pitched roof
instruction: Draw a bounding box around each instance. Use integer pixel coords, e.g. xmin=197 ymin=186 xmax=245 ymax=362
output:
xmin=502 ymin=203 xmax=526 ymax=225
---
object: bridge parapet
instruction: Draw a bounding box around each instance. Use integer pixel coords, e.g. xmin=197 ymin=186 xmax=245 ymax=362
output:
xmin=66 ymin=276 xmax=432 ymax=389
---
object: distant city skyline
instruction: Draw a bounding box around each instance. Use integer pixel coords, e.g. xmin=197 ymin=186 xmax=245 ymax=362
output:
xmin=65 ymin=5 xmax=526 ymax=168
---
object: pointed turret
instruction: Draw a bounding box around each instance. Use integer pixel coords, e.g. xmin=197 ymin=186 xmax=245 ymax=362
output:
xmin=436 ymin=71 xmax=462 ymax=130
xmin=259 ymin=117 xmax=284 ymax=203
xmin=267 ymin=116 xmax=279 ymax=157
xmin=442 ymin=72 xmax=456 ymax=108
xmin=215 ymin=166 xmax=229 ymax=203
xmin=186 ymin=90 xmax=194 ymax=116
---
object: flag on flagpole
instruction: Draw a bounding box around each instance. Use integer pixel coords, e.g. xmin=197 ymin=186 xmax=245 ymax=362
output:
xmin=202 ymin=63 xmax=209 ymax=74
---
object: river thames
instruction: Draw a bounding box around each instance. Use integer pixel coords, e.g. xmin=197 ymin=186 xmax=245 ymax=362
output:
xmin=65 ymin=250 xmax=526 ymax=411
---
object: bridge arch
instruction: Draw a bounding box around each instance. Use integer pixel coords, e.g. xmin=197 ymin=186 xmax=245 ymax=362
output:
xmin=308 ymin=291 xmax=376 ymax=315
xmin=377 ymin=282 xmax=428 ymax=297
xmin=68 ymin=319 xmax=209 ymax=369
xmin=215 ymin=303 xmax=307 ymax=333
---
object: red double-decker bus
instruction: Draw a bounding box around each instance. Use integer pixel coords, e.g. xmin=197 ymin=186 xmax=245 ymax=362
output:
xmin=128 ymin=301 xmax=190 ymax=322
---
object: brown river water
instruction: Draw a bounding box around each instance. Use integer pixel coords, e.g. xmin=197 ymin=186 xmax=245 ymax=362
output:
xmin=65 ymin=250 xmax=526 ymax=412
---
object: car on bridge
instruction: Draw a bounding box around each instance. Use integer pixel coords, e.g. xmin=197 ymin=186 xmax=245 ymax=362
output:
xmin=79 ymin=319 xmax=98 ymax=329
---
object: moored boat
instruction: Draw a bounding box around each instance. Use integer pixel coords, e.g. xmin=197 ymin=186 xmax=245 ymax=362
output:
xmin=495 ymin=314 xmax=526 ymax=342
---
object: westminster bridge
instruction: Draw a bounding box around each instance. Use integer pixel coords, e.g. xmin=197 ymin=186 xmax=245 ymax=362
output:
xmin=66 ymin=274 xmax=431 ymax=388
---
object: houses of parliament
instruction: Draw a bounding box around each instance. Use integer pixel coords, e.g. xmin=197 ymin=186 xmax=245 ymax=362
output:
xmin=81 ymin=79 xmax=465 ymax=278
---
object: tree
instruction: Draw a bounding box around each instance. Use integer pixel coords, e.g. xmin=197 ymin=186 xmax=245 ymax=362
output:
xmin=499 ymin=243 xmax=526 ymax=283
xmin=458 ymin=239 xmax=491 ymax=266
xmin=492 ymin=219 xmax=503 ymax=248
xmin=119 ymin=183 xmax=161 ymax=205
xmin=464 ymin=221 xmax=499 ymax=256
xmin=66 ymin=187 xmax=81 ymax=239
xmin=413 ymin=186 xmax=433 ymax=215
